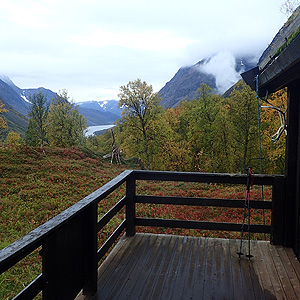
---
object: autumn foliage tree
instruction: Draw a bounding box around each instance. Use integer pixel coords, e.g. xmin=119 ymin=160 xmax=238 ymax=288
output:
xmin=261 ymin=88 xmax=287 ymax=174
xmin=118 ymin=79 xmax=162 ymax=170
xmin=96 ymin=80 xmax=286 ymax=175
xmin=25 ymin=92 xmax=49 ymax=147
xmin=0 ymin=99 xmax=7 ymax=131
xmin=47 ymin=90 xmax=87 ymax=147
xmin=229 ymin=81 xmax=260 ymax=173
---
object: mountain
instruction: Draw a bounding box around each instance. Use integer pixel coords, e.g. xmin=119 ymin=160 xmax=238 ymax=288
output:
xmin=77 ymin=100 xmax=122 ymax=126
xmin=77 ymin=100 xmax=122 ymax=117
xmin=0 ymin=76 xmax=121 ymax=135
xmin=0 ymin=78 xmax=30 ymax=135
xmin=159 ymin=53 xmax=257 ymax=108
xmin=1 ymin=100 xmax=29 ymax=136
xmin=158 ymin=61 xmax=216 ymax=108
xmin=0 ymin=76 xmax=30 ymax=116
xmin=21 ymin=87 xmax=57 ymax=104
xmin=78 ymin=107 xmax=120 ymax=126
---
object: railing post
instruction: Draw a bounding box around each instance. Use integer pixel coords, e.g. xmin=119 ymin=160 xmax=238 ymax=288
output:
xmin=271 ymin=176 xmax=286 ymax=245
xmin=126 ymin=173 xmax=136 ymax=236
xmin=42 ymin=204 xmax=98 ymax=300
xmin=82 ymin=202 xmax=98 ymax=296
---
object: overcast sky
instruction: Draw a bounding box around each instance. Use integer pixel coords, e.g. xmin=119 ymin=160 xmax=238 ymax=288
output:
xmin=0 ymin=0 xmax=287 ymax=102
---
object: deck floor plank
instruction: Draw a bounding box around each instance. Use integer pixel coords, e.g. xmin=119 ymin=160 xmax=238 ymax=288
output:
xmin=251 ymin=241 xmax=276 ymax=300
xmin=189 ymin=236 xmax=207 ymax=299
xmin=228 ymin=239 xmax=248 ymax=299
xmin=276 ymin=245 xmax=300 ymax=296
xmin=285 ymin=247 xmax=300 ymax=281
xmin=119 ymin=234 xmax=160 ymax=299
xmin=222 ymin=238 xmax=235 ymax=299
xmin=267 ymin=243 xmax=298 ymax=299
xmin=138 ymin=234 xmax=177 ymax=300
xmin=257 ymin=241 xmax=287 ymax=299
xmin=157 ymin=235 xmax=188 ymax=300
xmin=77 ymin=233 xmax=300 ymax=300
xmin=168 ymin=236 xmax=195 ymax=300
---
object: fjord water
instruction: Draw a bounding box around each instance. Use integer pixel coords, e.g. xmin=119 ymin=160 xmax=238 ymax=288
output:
xmin=86 ymin=125 xmax=114 ymax=136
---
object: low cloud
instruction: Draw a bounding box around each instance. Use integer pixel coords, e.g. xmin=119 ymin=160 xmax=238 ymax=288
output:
xmin=197 ymin=52 xmax=245 ymax=94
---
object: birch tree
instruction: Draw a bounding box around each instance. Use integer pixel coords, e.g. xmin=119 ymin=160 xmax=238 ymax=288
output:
xmin=118 ymin=79 xmax=162 ymax=170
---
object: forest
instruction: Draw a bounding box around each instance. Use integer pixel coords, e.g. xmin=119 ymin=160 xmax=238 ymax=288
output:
xmin=0 ymin=79 xmax=287 ymax=298
xmin=89 ymin=79 xmax=287 ymax=175
xmin=0 ymin=79 xmax=287 ymax=176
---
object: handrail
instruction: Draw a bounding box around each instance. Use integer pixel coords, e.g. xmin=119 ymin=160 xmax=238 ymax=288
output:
xmin=0 ymin=170 xmax=285 ymax=299
xmin=132 ymin=170 xmax=278 ymax=185
xmin=0 ymin=170 xmax=132 ymax=274
xmin=0 ymin=170 xmax=132 ymax=300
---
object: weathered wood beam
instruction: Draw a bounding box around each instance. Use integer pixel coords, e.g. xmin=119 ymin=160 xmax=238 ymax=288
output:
xmin=136 ymin=195 xmax=272 ymax=209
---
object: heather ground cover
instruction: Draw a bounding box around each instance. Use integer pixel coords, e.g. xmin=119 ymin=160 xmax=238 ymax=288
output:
xmin=0 ymin=145 xmax=126 ymax=299
xmin=135 ymin=180 xmax=272 ymax=239
xmin=0 ymin=145 xmax=271 ymax=298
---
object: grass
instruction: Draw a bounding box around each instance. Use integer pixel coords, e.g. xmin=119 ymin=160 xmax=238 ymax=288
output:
xmin=0 ymin=145 xmax=126 ymax=299
xmin=0 ymin=145 xmax=271 ymax=299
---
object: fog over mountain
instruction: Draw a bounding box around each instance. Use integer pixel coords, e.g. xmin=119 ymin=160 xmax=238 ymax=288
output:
xmin=197 ymin=52 xmax=256 ymax=94
xmin=159 ymin=52 xmax=257 ymax=108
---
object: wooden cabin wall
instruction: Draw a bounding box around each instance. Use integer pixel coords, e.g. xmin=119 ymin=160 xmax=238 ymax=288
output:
xmin=285 ymin=81 xmax=300 ymax=258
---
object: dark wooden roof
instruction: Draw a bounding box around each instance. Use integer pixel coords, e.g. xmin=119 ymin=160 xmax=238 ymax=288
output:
xmin=242 ymin=6 xmax=300 ymax=96
xmin=258 ymin=33 xmax=300 ymax=96
xmin=76 ymin=233 xmax=300 ymax=300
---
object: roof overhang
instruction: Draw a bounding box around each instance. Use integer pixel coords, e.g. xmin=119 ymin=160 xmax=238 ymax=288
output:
xmin=242 ymin=34 xmax=300 ymax=97
xmin=242 ymin=6 xmax=300 ymax=97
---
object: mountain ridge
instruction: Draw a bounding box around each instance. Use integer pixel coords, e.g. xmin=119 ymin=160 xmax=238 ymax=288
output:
xmin=158 ymin=53 xmax=257 ymax=108
xmin=0 ymin=77 xmax=121 ymax=135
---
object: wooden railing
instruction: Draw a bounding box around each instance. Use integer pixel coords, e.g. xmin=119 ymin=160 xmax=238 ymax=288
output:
xmin=0 ymin=170 xmax=285 ymax=300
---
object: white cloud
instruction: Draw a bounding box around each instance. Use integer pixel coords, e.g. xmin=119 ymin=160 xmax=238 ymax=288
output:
xmin=0 ymin=0 xmax=288 ymax=101
xmin=70 ymin=29 xmax=195 ymax=51
xmin=198 ymin=52 xmax=243 ymax=94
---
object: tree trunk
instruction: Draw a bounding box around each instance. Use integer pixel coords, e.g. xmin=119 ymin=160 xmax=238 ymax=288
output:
xmin=142 ymin=124 xmax=150 ymax=170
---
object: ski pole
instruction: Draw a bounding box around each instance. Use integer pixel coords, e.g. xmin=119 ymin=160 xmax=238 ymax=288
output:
xmin=237 ymin=167 xmax=253 ymax=259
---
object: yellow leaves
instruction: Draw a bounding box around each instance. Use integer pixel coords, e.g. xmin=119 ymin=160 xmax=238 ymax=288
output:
xmin=0 ymin=100 xmax=8 ymax=130
xmin=260 ymin=88 xmax=287 ymax=174
xmin=4 ymin=131 xmax=21 ymax=145
xmin=0 ymin=100 xmax=7 ymax=113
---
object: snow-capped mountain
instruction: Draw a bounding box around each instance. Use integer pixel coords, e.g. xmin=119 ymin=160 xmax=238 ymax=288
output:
xmin=0 ymin=76 xmax=122 ymax=133
xmin=77 ymin=100 xmax=123 ymax=117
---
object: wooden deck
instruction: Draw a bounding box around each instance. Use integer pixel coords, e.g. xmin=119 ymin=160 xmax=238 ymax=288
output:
xmin=76 ymin=233 xmax=300 ymax=300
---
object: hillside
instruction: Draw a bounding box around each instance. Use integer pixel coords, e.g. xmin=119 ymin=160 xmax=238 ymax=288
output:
xmin=159 ymin=54 xmax=257 ymax=108
xmin=78 ymin=107 xmax=120 ymax=126
xmin=158 ymin=60 xmax=216 ymax=108
xmin=0 ymin=76 xmax=121 ymax=135
xmin=0 ymin=145 xmax=272 ymax=298
xmin=0 ymin=146 xmax=127 ymax=248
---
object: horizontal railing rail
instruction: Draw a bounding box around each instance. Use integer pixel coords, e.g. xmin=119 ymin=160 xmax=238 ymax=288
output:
xmin=0 ymin=170 xmax=285 ymax=299
xmin=130 ymin=171 xmax=282 ymax=238
xmin=136 ymin=195 xmax=273 ymax=209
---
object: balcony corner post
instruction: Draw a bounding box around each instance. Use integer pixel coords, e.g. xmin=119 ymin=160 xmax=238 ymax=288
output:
xmin=271 ymin=176 xmax=286 ymax=245
xmin=126 ymin=173 xmax=136 ymax=236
